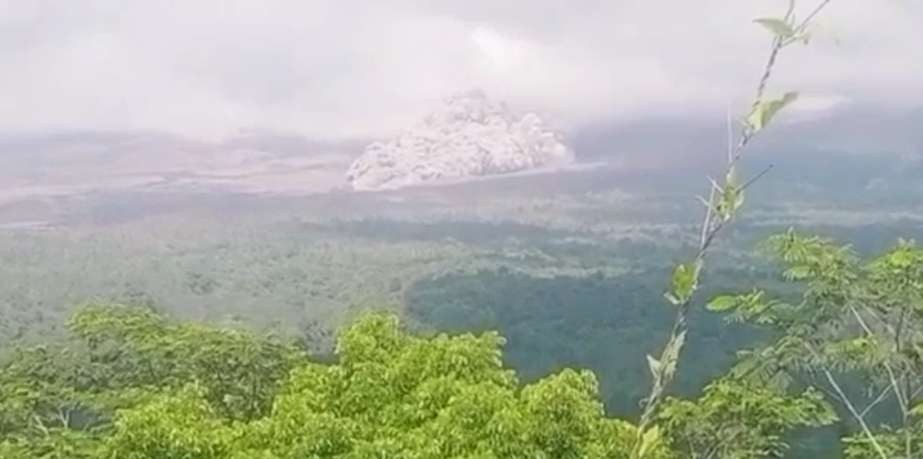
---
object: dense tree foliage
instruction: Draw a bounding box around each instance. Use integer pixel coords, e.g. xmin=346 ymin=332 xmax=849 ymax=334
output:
xmin=710 ymin=232 xmax=923 ymax=458
xmin=658 ymin=379 xmax=835 ymax=458
xmin=2 ymin=226 xmax=919 ymax=459
xmin=407 ymin=269 xmax=771 ymax=415
xmin=1 ymin=306 xmax=654 ymax=458
xmin=0 ymin=216 xmax=678 ymax=349
xmin=0 ymin=303 xmax=303 ymax=457
xmin=2 ymin=301 xmax=845 ymax=458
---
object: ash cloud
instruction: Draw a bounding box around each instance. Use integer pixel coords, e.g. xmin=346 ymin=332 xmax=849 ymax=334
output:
xmin=1 ymin=0 xmax=921 ymax=143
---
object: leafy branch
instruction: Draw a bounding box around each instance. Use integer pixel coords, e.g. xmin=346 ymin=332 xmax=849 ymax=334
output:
xmin=707 ymin=233 xmax=923 ymax=459
xmin=631 ymin=1 xmax=835 ymax=455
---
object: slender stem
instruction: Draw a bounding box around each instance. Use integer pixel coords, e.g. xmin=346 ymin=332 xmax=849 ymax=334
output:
xmin=806 ymin=342 xmax=888 ymax=459
xmin=784 ymin=0 xmax=797 ymax=22
xmin=912 ymin=384 xmax=923 ymax=401
xmin=783 ymin=0 xmax=834 ymax=46
xmin=893 ymin=305 xmax=913 ymax=459
xmin=741 ymin=165 xmax=775 ymax=192
xmin=57 ymin=407 xmax=71 ymax=429
xmin=906 ymin=424 xmax=913 ymax=459
xmin=751 ymin=39 xmax=783 ymax=123
xmin=851 ymin=306 xmax=914 ymax=459
xmin=821 ymin=366 xmax=888 ymax=459
xmin=700 ymin=188 xmax=717 ymax=248
xmin=32 ymin=415 xmax=50 ymax=437
xmin=859 ymin=385 xmax=893 ymax=418
xmin=631 ymin=2 xmax=837 ymax=454
xmin=795 ymin=0 xmax=833 ymax=33
xmin=848 ymin=304 xmax=908 ymax=414
xmin=703 ymin=427 xmax=744 ymax=459
xmin=635 ymin=8 xmax=785 ymax=435
xmin=895 ymin=306 xmax=906 ymax=352
xmin=860 ymin=303 xmax=897 ymax=337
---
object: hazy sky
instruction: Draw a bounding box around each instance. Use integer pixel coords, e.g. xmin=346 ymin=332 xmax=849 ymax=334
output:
xmin=2 ymin=0 xmax=922 ymax=141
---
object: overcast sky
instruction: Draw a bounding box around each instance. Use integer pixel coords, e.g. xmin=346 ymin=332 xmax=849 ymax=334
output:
xmin=2 ymin=0 xmax=922 ymax=141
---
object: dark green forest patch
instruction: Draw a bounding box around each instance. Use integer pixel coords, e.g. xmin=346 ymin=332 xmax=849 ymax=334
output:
xmin=407 ymin=268 xmax=771 ymax=416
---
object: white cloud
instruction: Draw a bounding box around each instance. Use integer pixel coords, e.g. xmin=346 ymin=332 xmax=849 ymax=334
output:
xmin=1 ymin=0 xmax=921 ymax=141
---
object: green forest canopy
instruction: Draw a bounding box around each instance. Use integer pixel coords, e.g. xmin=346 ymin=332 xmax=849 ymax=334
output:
xmin=0 ymin=303 xmax=827 ymax=459
xmin=2 ymin=231 xmax=921 ymax=458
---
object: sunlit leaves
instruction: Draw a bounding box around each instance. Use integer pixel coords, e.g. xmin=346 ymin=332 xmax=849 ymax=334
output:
xmin=823 ymin=337 xmax=887 ymax=372
xmin=843 ymin=425 xmax=923 ymax=459
xmin=104 ymin=385 xmax=239 ymax=459
xmin=0 ymin=441 xmax=29 ymax=459
xmin=700 ymin=166 xmax=746 ymax=223
xmin=661 ymin=331 xmax=686 ymax=383
xmin=754 ymin=17 xmax=795 ymax=38
xmin=753 ymin=17 xmax=816 ymax=47
xmin=0 ymin=304 xmax=310 ymax=458
xmin=747 ymin=92 xmax=799 ymax=133
xmin=634 ymin=425 xmax=664 ymax=459
xmin=254 ymin=313 xmax=640 ymax=459
xmin=0 ymin=345 xmax=114 ymax=458
xmin=719 ymin=188 xmax=743 ymax=221
xmin=664 ymin=263 xmax=700 ymax=306
xmin=85 ymin=309 xmax=646 ymax=458
xmin=876 ymin=240 xmax=920 ymax=270
xmin=645 ymin=331 xmax=687 ymax=420
xmin=783 ymin=264 xmax=812 ymax=281
xmin=659 ymin=379 xmax=836 ymax=458
xmin=706 ymin=295 xmax=739 ymax=312
xmin=714 ymin=232 xmax=923 ymax=458
xmin=646 ymin=355 xmax=662 ymax=379
xmin=69 ymin=303 xmax=306 ymax=421
xmin=868 ymin=239 xmax=923 ymax=299
xmin=765 ymin=229 xmax=859 ymax=287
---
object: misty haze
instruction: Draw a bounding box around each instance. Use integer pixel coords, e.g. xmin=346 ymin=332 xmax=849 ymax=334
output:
xmin=1 ymin=1 xmax=922 ymax=458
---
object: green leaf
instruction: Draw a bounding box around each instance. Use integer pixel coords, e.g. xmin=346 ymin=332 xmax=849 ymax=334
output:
xmin=661 ymin=331 xmax=686 ymax=380
xmin=706 ymin=295 xmax=739 ymax=312
xmin=646 ymin=355 xmax=662 ymax=378
xmin=666 ymin=263 xmax=700 ymax=306
xmin=747 ymin=92 xmax=799 ymax=132
xmin=716 ymin=184 xmax=744 ymax=221
xmin=754 ymin=17 xmax=795 ymax=38
xmin=636 ymin=425 xmax=663 ymax=459
xmin=783 ymin=265 xmax=811 ymax=280
xmin=725 ymin=165 xmax=740 ymax=188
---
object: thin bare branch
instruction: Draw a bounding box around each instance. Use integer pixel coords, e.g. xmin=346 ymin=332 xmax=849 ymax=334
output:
xmin=806 ymin=342 xmax=889 ymax=459
xmin=795 ymin=0 xmax=833 ymax=34
xmin=848 ymin=304 xmax=909 ymax=414
xmin=912 ymin=385 xmax=923 ymax=401
xmin=822 ymin=366 xmax=888 ymax=459
xmin=784 ymin=0 xmax=835 ymax=46
xmin=859 ymin=385 xmax=893 ymax=418
xmin=784 ymin=0 xmax=797 ymax=22
xmin=741 ymin=164 xmax=775 ymax=192
xmin=700 ymin=187 xmax=717 ymax=248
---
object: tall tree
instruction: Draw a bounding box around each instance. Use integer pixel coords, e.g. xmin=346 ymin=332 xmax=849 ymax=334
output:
xmin=708 ymin=232 xmax=923 ymax=458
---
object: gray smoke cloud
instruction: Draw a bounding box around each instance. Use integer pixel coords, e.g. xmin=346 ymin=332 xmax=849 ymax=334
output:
xmin=2 ymin=0 xmax=921 ymax=141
